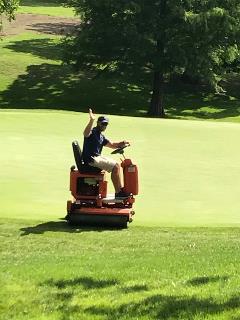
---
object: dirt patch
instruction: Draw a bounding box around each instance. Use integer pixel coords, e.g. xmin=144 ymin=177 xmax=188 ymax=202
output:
xmin=0 ymin=13 xmax=79 ymax=36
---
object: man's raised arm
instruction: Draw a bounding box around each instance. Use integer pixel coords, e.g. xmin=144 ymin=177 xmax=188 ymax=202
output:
xmin=83 ymin=108 xmax=95 ymax=137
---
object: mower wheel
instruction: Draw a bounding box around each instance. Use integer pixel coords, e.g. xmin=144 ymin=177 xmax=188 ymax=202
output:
xmin=67 ymin=200 xmax=73 ymax=214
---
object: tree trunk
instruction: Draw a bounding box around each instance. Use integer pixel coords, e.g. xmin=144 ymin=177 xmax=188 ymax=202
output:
xmin=148 ymin=71 xmax=165 ymax=117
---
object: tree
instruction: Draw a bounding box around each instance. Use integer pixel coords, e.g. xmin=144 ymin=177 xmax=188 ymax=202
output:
xmin=62 ymin=0 xmax=240 ymax=117
xmin=0 ymin=0 xmax=19 ymax=31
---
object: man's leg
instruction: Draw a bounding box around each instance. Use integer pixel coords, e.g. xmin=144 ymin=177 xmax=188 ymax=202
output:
xmin=90 ymin=156 xmax=130 ymax=197
xmin=89 ymin=156 xmax=122 ymax=192
xmin=111 ymin=163 xmax=122 ymax=193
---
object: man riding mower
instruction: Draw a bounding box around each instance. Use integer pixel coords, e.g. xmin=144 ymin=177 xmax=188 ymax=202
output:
xmin=66 ymin=109 xmax=138 ymax=228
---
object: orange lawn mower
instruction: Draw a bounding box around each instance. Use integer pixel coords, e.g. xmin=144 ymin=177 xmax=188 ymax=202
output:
xmin=66 ymin=141 xmax=139 ymax=228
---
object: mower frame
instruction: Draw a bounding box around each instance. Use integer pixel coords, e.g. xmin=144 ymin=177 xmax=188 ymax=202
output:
xmin=66 ymin=141 xmax=136 ymax=228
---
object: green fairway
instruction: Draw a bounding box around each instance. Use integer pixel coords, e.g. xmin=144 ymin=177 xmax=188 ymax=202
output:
xmin=0 ymin=110 xmax=240 ymax=226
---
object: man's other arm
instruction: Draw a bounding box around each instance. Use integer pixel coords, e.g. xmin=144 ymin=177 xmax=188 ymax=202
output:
xmin=105 ymin=140 xmax=130 ymax=149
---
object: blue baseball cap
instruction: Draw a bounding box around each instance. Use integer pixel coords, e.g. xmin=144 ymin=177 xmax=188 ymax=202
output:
xmin=98 ymin=116 xmax=109 ymax=124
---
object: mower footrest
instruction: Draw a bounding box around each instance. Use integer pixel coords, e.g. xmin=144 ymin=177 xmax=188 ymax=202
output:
xmin=102 ymin=198 xmax=125 ymax=204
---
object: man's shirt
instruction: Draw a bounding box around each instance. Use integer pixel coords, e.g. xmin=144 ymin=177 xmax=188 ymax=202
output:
xmin=82 ymin=127 xmax=109 ymax=163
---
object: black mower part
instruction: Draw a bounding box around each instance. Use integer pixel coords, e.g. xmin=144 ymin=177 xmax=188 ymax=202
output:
xmin=72 ymin=140 xmax=83 ymax=171
xmin=72 ymin=140 xmax=101 ymax=173
xmin=111 ymin=145 xmax=129 ymax=155
xmin=66 ymin=214 xmax=128 ymax=228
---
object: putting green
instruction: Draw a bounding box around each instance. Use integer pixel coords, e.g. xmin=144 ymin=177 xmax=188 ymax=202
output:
xmin=1 ymin=109 xmax=240 ymax=226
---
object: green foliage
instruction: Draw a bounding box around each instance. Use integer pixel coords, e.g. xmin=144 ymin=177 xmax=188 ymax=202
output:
xmin=0 ymin=0 xmax=19 ymax=29
xmin=183 ymin=1 xmax=240 ymax=90
xmin=61 ymin=0 xmax=240 ymax=114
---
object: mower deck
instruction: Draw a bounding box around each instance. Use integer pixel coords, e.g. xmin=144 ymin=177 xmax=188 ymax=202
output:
xmin=66 ymin=195 xmax=135 ymax=228
xmin=67 ymin=213 xmax=129 ymax=228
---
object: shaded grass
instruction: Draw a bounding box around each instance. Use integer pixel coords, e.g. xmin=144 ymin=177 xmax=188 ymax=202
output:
xmin=0 ymin=63 xmax=148 ymax=115
xmin=165 ymin=78 xmax=240 ymax=122
xmin=0 ymin=35 xmax=149 ymax=116
xmin=0 ymin=33 xmax=240 ymax=121
xmin=1 ymin=218 xmax=240 ymax=319
xmin=0 ymin=33 xmax=60 ymax=91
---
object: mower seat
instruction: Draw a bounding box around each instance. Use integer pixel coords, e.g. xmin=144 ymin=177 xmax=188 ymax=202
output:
xmin=72 ymin=140 xmax=102 ymax=174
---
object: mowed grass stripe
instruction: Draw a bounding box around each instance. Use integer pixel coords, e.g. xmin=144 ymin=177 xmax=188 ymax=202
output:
xmin=0 ymin=110 xmax=240 ymax=226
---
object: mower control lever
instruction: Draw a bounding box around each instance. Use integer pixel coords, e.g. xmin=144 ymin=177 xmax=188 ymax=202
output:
xmin=111 ymin=144 xmax=129 ymax=155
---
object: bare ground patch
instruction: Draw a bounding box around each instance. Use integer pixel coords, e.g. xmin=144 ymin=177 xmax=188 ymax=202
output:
xmin=0 ymin=13 xmax=79 ymax=36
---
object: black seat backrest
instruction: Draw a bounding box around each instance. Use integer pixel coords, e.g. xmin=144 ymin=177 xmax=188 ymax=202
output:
xmin=72 ymin=141 xmax=83 ymax=171
xmin=72 ymin=140 xmax=102 ymax=174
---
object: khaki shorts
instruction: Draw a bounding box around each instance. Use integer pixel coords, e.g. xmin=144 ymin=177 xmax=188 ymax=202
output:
xmin=89 ymin=155 xmax=117 ymax=173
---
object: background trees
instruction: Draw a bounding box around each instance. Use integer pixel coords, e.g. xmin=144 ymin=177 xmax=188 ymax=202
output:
xmin=0 ymin=0 xmax=19 ymax=30
xmin=62 ymin=0 xmax=240 ymax=117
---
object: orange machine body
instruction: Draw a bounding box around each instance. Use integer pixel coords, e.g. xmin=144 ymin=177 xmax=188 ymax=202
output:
xmin=70 ymin=170 xmax=107 ymax=200
xmin=66 ymin=141 xmax=138 ymax=228
xmin=121 ymin=159 xmax=139 ymax=195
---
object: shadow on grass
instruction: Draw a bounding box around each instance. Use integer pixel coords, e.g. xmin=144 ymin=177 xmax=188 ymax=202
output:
xmin=20 ymin=220 xmax=125 ymax=236
xmin=0 ymin=62 xmax=149 ymax=116
xmin=85 ymin=294 xmax=240 ymax=319
xmin=43 ymin=277 xmax=119 ymax=289
xmin=40 ymin=275 xmax=240 ymax=319
xmin=5 ymin=38 xmax=65 ymax=60
xmin=165 ymin=79 xmax=240 ymax=120
xmin=186 ymin=275 xmax=230 ymax=286
xmin=121 ymin=284 xmax=148 ymax=293
xmin=1 ymin=37 xmax=240 ymax=119
xmin=27 ymin=22 xmax=78 ymax=36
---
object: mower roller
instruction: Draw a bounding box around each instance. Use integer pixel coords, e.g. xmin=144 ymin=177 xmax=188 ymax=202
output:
xmin=65 ymin=141 xmax=138 ymax=228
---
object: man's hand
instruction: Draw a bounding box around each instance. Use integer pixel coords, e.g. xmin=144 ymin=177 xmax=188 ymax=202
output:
xmin=89 ymin=108 xmax=95 ymax=121
xmin=119 ymin=140 xmax=130 ymax=148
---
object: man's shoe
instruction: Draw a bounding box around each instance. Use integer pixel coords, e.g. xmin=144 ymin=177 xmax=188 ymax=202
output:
xmin=115 ymin=190 xmax=131 ymax=198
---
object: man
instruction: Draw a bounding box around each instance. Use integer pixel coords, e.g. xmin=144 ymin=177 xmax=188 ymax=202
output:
xmin=82 ymin=108 xmax=130 ymax=198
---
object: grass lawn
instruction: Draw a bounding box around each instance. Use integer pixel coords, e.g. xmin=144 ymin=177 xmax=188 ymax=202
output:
xmin=1 ymin=220 xmax=240 ymax=320
xmin=0 ymin=33 xmax=61 ymax=92
xmin=18 ymin=0 xmax=76 ymax=17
